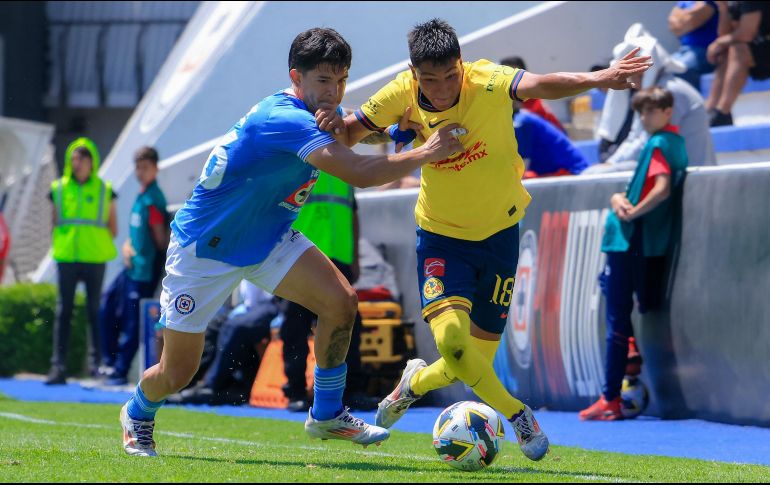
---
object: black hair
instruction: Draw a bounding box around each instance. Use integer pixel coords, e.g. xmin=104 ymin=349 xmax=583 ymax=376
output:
xmin=134 ymin=146 xmax=159 ymax=165
xmin=500 ymin=56 xmax=527 ymax=71
xmin=288 ymin=28 xmax=352 ymax=73
xmin=408 ymin=19 xmax=461 ymax=68
xmin=72 ymin=146 xmax=92 ymax=159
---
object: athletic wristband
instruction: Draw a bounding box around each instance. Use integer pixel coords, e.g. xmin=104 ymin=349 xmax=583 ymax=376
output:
xmin=387 ymin=123 xmax=417 ymax=145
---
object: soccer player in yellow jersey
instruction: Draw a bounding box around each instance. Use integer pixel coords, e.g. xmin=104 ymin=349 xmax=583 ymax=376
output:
xmin=317 ymin=19 xmax=651 ymax=462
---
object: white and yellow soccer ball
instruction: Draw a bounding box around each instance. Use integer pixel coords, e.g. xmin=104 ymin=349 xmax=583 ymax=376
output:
xmin=620 ymin=376 xmax=650 ymax=419
xmin=432 ymin=401 xmax=505 ymax=471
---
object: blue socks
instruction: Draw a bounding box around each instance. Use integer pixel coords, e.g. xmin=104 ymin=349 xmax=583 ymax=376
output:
xmin=126 ymin=384 xmax=165 ymax=421
xmin=311 ymin=363 xmax=347 ymax=421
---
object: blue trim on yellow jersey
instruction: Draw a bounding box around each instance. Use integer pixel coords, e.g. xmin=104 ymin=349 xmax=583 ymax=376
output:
xmin=510 ymin=69 xmax=526 ymax=102
xmin=354 ymin=109 xmax=385 ymax=132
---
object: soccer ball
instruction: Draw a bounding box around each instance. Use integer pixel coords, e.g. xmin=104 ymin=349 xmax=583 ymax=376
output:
xmin=432 ymin=401 xmax=504 ymax=471
xmin=620 ymin=376 xmax=649 ymax=419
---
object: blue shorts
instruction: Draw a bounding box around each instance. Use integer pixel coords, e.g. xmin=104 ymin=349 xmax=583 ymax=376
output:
xmin=416 ymin=224 xmax=519 ymax=334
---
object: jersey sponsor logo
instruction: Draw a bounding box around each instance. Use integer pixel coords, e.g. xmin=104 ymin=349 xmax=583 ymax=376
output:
xmin=175 ymin=293 xmax=195 ymax=315
xmin=424 ymin=258 xmax=446 ymax=277
xmin=280 ymin=179 xmax=317 ymax=213
xmin=486 ymin=66 xmax=516 ymax=93
xmin=364 ymin=99 xmax=379 ymax=115
xmin=432 ymin=140 xmax=489 ymax=172
xmin=423 ymin=277 xmax=445 ymax=300
xmin=428 ymin=118 xmax=449 ymax=128
xmin=289 ymin=229 xmax=302 ymax=242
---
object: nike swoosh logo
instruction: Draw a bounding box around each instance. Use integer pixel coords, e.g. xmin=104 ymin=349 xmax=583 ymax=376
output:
xmin=428 ymin=118 xmax=449 ymax=128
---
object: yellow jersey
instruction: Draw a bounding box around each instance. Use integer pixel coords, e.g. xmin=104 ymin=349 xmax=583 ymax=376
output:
xmin=356 ymin=59 xmax=532 ymax=241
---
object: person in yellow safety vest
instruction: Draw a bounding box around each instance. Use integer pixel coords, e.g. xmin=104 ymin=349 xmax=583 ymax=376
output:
xmin=45 ymin=137 xmax=118 ymax=385
xmin=279 ymin=171 xmax=378 ymax=412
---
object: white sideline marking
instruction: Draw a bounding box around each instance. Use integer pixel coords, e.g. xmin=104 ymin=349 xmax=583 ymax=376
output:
xmin=0 ymin=412 xmax=633 ymax=482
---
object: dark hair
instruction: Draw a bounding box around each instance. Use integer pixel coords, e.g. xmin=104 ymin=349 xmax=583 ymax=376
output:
xmin=72 ymin=146 xmax=92 ymax=159
xmin=590 ymin=64 xmax=609 ymax=72
xmin=500 ymin=56 xmax=527 ymax=71
xmin=408 ymin=19 xmax=461 ymax=67
xmin=288 ymin=28 xmax=351 ymax=73
xmin=631 ymin=87 xmax=674 ymax=112
xmin=134 ymin=146 xmax=159 ymax=165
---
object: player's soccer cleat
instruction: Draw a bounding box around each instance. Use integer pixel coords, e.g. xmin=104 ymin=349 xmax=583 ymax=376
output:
xmin=120 ymin=404 xmax=158 ymax=457
xmin=375 ymin=358 xmax=427 ymax=428
xmin=305 ymin=407 xmax=390 ymax=447
xmin=510 ymin=405 xmax=550 ymax=461
xmin=579 ymin=395 xmax=623 ymax=421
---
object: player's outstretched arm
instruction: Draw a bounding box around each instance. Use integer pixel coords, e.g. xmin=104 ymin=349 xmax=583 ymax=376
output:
xmin=315 ymin=105 xmax=423 ymax=148
xmin=516 ymin=47 xmax=653 ymax=100
xmin=306 ymin=124 xmax=464 ymax=188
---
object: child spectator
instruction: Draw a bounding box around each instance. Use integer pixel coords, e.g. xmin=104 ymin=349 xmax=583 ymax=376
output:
xmin=580 ymin=87 xmax=688 ymax=421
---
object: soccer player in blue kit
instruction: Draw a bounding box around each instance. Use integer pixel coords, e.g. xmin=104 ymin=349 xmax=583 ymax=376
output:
xmin=118 ymin=28 xmax=464 ymax=456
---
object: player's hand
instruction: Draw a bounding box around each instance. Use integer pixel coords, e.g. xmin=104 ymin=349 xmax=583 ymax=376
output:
xmin=390 ymin=106 xmax=424 ymax=153
xmin=315 ymin=104 xmax=345 ymax=137
xmin=595 ymin=47 xmax=653 ymax=90
xmin=419 ymin=123 xmax=466 ymax=163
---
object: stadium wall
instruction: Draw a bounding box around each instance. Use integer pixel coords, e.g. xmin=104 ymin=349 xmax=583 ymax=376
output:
xmin=357 ymin=163 xmax=770 ymax=427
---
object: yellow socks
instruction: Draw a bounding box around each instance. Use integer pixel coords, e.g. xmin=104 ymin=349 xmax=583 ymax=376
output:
xmin=411 ymin=309 xmax=524 ymax=419
xmin=470 ymin=334 xmax=501 ymax=362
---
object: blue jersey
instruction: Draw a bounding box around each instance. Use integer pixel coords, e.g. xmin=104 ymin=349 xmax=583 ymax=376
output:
xmin=171 ymin=91 xmax=336 ymax=266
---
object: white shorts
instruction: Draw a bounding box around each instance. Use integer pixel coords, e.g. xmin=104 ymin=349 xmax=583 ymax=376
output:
xmin=159 ymin=228 xmax=314 ymax=333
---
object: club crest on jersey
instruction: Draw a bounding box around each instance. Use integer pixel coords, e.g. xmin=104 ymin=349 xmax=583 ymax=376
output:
xmin=424 ymin=258 xmax=446 ymax=277
xmin=423 ymin=277 xmax=445 ymax=300
xmin=175 ymin=294 xmax=195 ymax=315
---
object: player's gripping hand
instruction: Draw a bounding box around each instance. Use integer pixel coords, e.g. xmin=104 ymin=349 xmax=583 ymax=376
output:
xmin=418 ymin=123 xmax=466 ymax=163
xmin=387 ymin=106 xmax=425 ymax=153
xmin=315 ymin=104 xmax=345 ymax=137
xmin=594 ymin=47 xmax=653 ymax=90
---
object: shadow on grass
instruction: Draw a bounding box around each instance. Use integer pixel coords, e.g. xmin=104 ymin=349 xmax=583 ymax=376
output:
xmin=170 ymin=454 xmax=624 ymax=481
xmin=171 ymin=454 xmax=426 ymax=473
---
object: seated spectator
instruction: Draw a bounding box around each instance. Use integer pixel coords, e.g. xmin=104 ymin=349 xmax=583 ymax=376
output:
xmin=591 ymin=23 xmax=715 ymax=171
xmin=500 ymin=56 xmax=567 ymax=133
xmin=668 ymin=1 xmax=719 ymax=89
xmin=705 ymin=1 xmax=770 ymax=126
xmin=580 ymin=87 xmax=688 ymax=421
xmin=513 ymin=100 xmax=589 ymax=177
xmin=167 ymin=281 xmax=278 ymax=405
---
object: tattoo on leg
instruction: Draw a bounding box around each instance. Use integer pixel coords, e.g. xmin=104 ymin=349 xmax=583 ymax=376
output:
xmin=324 ymin=326 xmax=351 ymax=367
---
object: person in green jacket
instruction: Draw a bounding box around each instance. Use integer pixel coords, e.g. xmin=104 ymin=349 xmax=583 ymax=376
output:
xmin=580 ymin=87 xmax=688 ymax=420
xmin=46 ymin=137 xmax=118 ymax=385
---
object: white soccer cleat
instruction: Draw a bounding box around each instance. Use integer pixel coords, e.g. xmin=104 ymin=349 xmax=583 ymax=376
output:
xmin=375 ymin=358 xmax=427 ymax=428
xmin=120 ymin=404 xmax=158 ymax=457
xmin=510 ymin=405 xmax=549 ymax=461
xmin=305 ymin=407 xmax=390 ymax=447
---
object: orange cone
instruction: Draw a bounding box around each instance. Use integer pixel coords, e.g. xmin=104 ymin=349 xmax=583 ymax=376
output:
xmin=249 ymin=337 xmax=315 ymax=409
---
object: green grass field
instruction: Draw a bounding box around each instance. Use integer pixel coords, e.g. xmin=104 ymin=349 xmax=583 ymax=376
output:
xmin=0 ymin=394 xmax=767 ymax=483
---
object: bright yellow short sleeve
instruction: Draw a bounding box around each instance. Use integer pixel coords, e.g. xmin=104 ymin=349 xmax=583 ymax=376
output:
xmin=355 ymin=72 xmax=411 ymax=131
